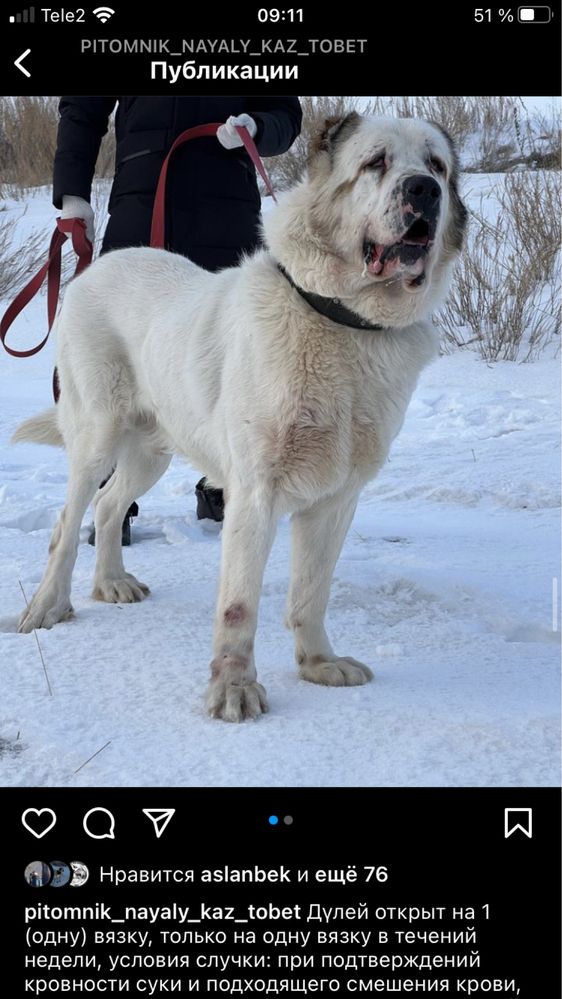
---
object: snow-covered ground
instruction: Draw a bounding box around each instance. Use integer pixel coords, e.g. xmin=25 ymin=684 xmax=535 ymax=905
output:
xmin=0 ymin=186 xmax=559 ymax=788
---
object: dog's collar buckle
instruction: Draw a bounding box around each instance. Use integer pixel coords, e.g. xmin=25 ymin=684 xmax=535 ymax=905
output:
xmin=276 ymin=264 xmax=384 ymax=333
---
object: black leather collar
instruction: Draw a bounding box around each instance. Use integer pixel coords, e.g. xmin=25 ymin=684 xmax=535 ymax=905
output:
xmin=277 ymin=263 xmax=383 ymax=332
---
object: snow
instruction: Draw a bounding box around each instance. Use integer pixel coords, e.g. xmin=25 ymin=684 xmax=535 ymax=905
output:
xmin=0 ymin=184 xmax=559 ymax=789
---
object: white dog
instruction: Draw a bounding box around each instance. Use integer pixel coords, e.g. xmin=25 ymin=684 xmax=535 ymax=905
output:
xmin=14 ymin=114 xmax=466 ymax=721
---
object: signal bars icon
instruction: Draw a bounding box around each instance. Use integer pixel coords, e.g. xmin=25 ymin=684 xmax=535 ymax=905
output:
xmin=9 ymin=7 xmax=35 ymax=21
xmin=93 ymin=6 xmax=115 ymax=21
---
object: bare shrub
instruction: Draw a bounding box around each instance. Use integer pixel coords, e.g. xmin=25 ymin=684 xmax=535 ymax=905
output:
xmin=439 ymin=170 xmax=560 ymax=361
xmin=505 ymin=169 xmax=560 ymax=280
xmin=513 ymin=105 xmax=561 ymax=170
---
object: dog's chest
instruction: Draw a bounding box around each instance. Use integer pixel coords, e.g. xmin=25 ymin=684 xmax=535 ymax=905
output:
xmin=261 ymin=338 xmax=413 ymax=497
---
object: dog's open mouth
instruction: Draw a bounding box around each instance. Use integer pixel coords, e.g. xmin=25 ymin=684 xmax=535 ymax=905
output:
xmin=364 ymin=217 xmax=434 ymax=287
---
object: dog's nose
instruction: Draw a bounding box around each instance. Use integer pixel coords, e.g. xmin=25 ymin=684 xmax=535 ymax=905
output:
xmin=403 ymin=174 xmax=441 ymax=217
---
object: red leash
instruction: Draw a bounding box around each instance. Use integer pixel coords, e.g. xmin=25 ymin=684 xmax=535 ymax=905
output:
xmin=0 ymin=217 xmax=92 ymax=358
xmin=151 ymin=123 xmax=277 ymax=249
xmin=0 ymin=124 xmax=276 ymax=386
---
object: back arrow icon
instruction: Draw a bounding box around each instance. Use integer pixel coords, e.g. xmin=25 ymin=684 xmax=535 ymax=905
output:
xmin=14 ymin=49 xmax=31 ymax=77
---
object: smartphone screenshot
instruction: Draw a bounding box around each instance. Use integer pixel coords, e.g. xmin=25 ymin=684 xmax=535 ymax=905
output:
xmin=1 ymin=3 xmax=560 ymax=996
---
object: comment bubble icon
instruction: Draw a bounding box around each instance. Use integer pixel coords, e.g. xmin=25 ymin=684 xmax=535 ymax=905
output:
xmin=83 ymin=807 xmax=115 ymax=840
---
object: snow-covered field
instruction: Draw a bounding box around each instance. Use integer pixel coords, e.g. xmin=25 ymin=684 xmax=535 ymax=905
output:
xmin=0 ymin=186 xmax=559 ymax=788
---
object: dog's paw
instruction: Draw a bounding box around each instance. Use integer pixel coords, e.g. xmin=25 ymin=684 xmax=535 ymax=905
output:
xmin=18 ymin=592 xmax=74 ymax=633
xmin=92 ymin=574 xmax=150 ymax=603
xmin=299 ymin=655 xmax=373 ymax=687
xmin=207 ymin=678 xmax=269 ymax=723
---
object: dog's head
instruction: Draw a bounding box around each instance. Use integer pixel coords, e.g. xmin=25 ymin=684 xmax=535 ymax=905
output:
xmin=264 ymin=113 xmax=467 ymax=327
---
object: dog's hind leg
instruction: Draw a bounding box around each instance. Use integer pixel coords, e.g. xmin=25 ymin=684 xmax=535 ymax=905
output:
xmin=286 ymin=489 xmax=374 ymax=687
xmin=92 ymin=432 xmax=171 ymax=603
xmin=18 ymin=423 xmax=119 ymax=634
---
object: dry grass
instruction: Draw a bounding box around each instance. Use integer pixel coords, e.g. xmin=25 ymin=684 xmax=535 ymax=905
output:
xmin=0 ymin=96 xmax=59 ymax=189
xmin=0 ymin=96 xmax=115 ymax=194
xmin=0 ymin=205 xmax=49 ymax=300
xmin=439 ymin=170 xmax=561 ymax=361
xmin=396 ymin=95 xmax=518 ymax=161
xmin=1 ymin=95 xmax=558 ymax=190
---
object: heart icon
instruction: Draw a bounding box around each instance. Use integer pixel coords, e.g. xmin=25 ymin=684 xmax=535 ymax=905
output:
xmin=22 ymin=808 xmax=57 ymax=839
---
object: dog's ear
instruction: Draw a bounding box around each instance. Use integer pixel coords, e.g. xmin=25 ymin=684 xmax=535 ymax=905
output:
xmin=429 ymin=121 xmax=468 ymax=252
xmin=308 ymin=112 xmax=362 ymax=169
xmin=428 ymin=121 xmax=460 ymax=175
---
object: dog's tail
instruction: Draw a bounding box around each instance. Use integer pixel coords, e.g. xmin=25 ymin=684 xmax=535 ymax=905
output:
xmin=12 ymin=408 xmax=64 ymax=448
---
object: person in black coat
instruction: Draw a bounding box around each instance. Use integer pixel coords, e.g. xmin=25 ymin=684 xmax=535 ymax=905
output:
xmin=53 ymin=96 xmax=302 ymax=543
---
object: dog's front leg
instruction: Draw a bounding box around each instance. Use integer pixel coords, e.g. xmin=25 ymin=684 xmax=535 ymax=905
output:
xmin=207 ymin=487 xmax=277 ymax=722
xmin=287 ymin=489 xmax=374 ymax=687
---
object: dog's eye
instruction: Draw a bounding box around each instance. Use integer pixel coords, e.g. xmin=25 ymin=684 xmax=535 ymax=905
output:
xmin=429 ymin=157 xmax=445 ymax=175
xmin=366 ymin=153 xmax=386 ymax=171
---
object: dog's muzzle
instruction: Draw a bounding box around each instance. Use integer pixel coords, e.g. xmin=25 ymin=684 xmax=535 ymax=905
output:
xmin=363 ymin=173 xmax=441 ymax=285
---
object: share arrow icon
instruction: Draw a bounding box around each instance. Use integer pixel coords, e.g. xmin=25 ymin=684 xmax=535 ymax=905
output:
xmin=142 ymin=809 xmax=176 ymax=839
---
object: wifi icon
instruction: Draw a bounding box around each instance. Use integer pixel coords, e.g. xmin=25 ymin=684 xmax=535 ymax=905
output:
xmin=93 ymin=6 xmax=115 ymax=22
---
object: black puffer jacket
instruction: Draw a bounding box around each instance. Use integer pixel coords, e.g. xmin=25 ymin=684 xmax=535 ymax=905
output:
xmin=53 ymin=96 xmax=302 ymax=270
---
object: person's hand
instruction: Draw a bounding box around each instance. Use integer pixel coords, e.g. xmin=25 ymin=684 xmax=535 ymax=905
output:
xmin=216 ymin=114 xmax=257 ymax=150
xmin=61 ymin=195 xmax=95 ymax=244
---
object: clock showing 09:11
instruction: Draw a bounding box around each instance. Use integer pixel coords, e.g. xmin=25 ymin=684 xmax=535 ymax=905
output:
xmin=257 ymin=9 xmax=305 ymax=21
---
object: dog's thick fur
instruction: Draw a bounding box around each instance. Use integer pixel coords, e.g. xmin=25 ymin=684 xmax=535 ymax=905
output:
xmin=14 ymin=115 xmax=466 ymax=721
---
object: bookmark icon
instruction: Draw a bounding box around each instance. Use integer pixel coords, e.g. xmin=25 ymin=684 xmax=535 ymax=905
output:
xmin=504 ymin=808 xmax=533 ymax=839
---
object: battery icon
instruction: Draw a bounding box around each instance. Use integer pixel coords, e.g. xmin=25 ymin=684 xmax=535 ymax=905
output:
xmin=518 ymin=6 xmax=552 ymax=21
